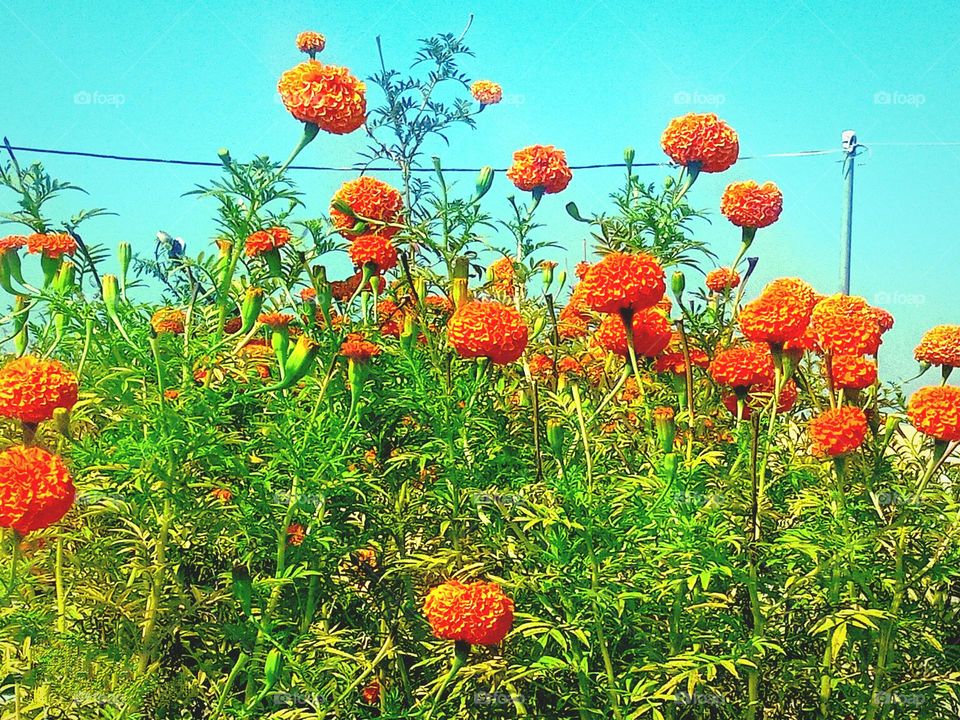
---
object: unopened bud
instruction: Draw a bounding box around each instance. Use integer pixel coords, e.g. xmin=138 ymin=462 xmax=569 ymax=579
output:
xmin=240 ymin=287 xmax=264 ymax=334
xmin=546 ymin=419 xmax=565 ymax=457
xmin=474 ymin=166 xmax=494 ymax=200
xmin=671 ymin=271 xmax=685 ymax=302
xmin=653 ymin=406 xmax=676 ymax=454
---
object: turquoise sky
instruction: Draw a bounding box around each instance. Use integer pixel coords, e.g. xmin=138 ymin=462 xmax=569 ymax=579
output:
xmin=1 ymin=1 xmax=958 ymax=384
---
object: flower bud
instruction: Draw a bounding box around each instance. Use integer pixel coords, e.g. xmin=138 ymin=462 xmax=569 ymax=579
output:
xmin=118 ymin=241 xmax=132 ymax=294
xmin=282 ymin=335 xmax=319 ymax=387
xmin=671 ymin=271 xmax=686 ymax=302
xmin=624 ymin=147 xmax=635 ymax=172
xmin=240 ymin=287 xmax=265 ymax=334
xmin=541 ymin=262 xmax=556 ymax=292
xmin=217 ymin=147 xmax=232 ymax=166
xmin=264 ymin=648 xmax=282 ymax=690
xmin=452 ymin=256 xmax=470 ymax=308
xmin=54 ymin=261 xmax=76 ymax=295
xmin=102 ymin=274 xmax=120 ymax=317
xmin=12 ymin=295 xmax=29 ymax=356
xmin=546 ymin=419 xmax=565 ymax=457
xmin=532 ymin=315 xmax=546 ymax=338
xmin=474 ymin=165 xmax=494 ymax=200
xmin=556 ymin=269 xmax=567 ymax=292
xmin=40 ymin=253 xmax=60 ymax=288
xmin=653 ymin=406 xmax=676 ymax=454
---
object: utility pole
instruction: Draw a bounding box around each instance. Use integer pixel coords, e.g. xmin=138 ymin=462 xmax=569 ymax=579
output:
xmin=839 ymin=130 xmax=859 ymax=294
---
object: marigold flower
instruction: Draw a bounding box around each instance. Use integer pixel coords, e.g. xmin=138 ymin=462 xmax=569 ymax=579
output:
xmin=423 ymin=579 xmax=514 ymax=646
xmin=660 ymin=112 xmax=739 ymax=173
xmin=723 ymin=379 xmax=798 ymax=418
xmin=425 ymin=295 xmax=454 ymax=317
xmin=0 ymin=445 xmax=74 ymax=534
xmin=245 ymin=227 xmax=291 ymax=257
xmin=907 ymin=385 xmax=960 ymax=441
xmin=580 ymin=252 xmax=666 ymax=314
xmin=709 ymin=344 xmax=774 ymax=390
xmin=557 ymin=356 xmax=584 ymax=377
xmin=278 ymin=60 xmax=366 ymax=134
xmin=447 ymin=300 xmax=528 ymax=365
xmin=471 ymin=80 xmax=502 ymax=105
xmin=654 ymin=335 xmax=710 ymax=374
xmin=299 ymin=287 xmax=317 ymax=302
xmin=151 ymin=307 xmax=186 ymax=334
xmin=341 ymin=333 xmax=381 ymax=362
xmin=575 ymin=261 xmax=592 ymax=280
xmin=738 ymin=288 xmax=810 ymax=345
xmin=259 ymin=312 xmax=295 ymax=328
xmin=830 ymin=355 xmax=877 ymax=390
xmin=330 ymin=176 xmax=404 ymax=239
xmin=594 ymin=310 xmax=672 ymax=358
xmin=489 ymin=257 xmax=516 ymax=297
xmin=763 ymin=278 xmax=819 ymax=317
xmin=720 ymin=180 xmax=783 ymax=228
xmin=558 ymin=285 xmax=591 ymax=339
xmin=808 ymin=406 xmax=868 ymax=457
xmin=295 ymin=30 xmax=325 ymax=55
xmin=811 ymin=294 xmax=882 ymax=356
xmin=783 ymin=324 xmax=821 ymax=354
xmin=210 ymin=487 xmax=232 ymax=502
xmin=377 ymin=299 xmax=403 ymax=337
xmin=914 ymin=325 xmax=960 ymax=368
xmin=26 ymin=232 xmax=77 ymax=258
xmin=349 ymin=234 xmax=398 ymax=273
xmin=0 ymin=235 xmax=26 ymax=252
xmin=528 ymin=353 xmax=554 ymax=379
xmin=287 ymin=523 xmax=306 ymax=546
xmin=705 ymin=267 xmax=740 ymax=293
xmin=0 ymin=356 xmax=78 ymax=424
xmin=361 ymin=680 xmax=381 ymax=705
xmin=163 ymin=389 xmax=180 ymax=400
xmin=224 ymin=317 xmax=243 ymax=334
xmin=331 ymin=271 xmax=365 ymax=302
xmin=506 ymin=144 xmax=572 ymax=194
xmin=869 ymin=306 xmax=895 ymax=334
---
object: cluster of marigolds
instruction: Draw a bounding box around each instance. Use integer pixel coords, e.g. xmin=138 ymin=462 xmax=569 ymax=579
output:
xmin=2 ymin=29 xmax=960 ymax=701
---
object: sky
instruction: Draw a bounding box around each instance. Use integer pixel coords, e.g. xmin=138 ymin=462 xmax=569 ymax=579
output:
xmin=1 ymin=0 xmax=959 ymax=385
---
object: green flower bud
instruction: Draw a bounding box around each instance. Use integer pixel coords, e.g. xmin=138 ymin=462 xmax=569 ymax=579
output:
xmin=240 ymin=287 xmax=265 ymax=334
xmin=546 ymin=419 xmax=565 ymax=457
xmin=671 ymin=271 xmax=686 ymax=301
xmin=118 ymin=241 xmax=132 ymax=295
xmin=474 ymin=165 xmax=495 ymax=200
xmin=264 ymin=648 xmax=282 ymax=689
xmin=282 ymin=336 xmax=319 ymax=387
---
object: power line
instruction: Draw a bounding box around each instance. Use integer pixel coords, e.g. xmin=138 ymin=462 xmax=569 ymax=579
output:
xmin=1 ymin=142 xmax=843 ymax=173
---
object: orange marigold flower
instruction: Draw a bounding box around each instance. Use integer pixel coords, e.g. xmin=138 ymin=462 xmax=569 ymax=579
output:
xmin=595 ymin=310 xmax=672 ymax=358
xmin=0 ymin=445 xmax=74 ymax=534
xmin=869 ymin=306 xmax=895 ymax=334
xmin=331 ymin=271 xmax=365 ymax=302
xmin=361 ymin=680 xmax=381 ymax=705
xmin=447 ymin=300 xmax=528 ymax=365
xmin=330 ymin=176 xmax=404 ymax=239
xmin=425 ymin=295 xmax=455 ymax=317
xmin=654 ymin=335 xmax=710 ymax=374
xmin=763 ymin=278 xmax=819 ymax=316
xmin=489 ymin=257 xmax=516 ymax=297
xmin=423 ymin=579 xmax=514 ymax=646
xmin=705 ymin=267 xmax=740 ymax=293
xmin=557 ymin=356 xmax=584 ymax=377
xmin=471 ymin=80 xmax=502 ymax=105
xmin=723 ymin=378 xmax=798 ymax=419
xmin=830 ymin=355 xmax=877 ymax=390
xmin=278 ymin=60 xmax=366 ymax=134
xmin=808 ymin=406 xmax=868 ymax=457
xmin=907 ymin=385 xmax=960 ymax=442
xmin=163 ymin=389 xmax=180 ymax=400
xmin=245 ymin=226 xmax=291 ymax=257
xmin=575 ymin=261 xmax=592 ymax=280
xmin=0 ymin=356 xmax=78 ymax=424
xmin=287 ymin=523 xmax=306 ymax=546
xmin=0 ymin=235 xmax=26 ymax=252
xmin=341 ymin=333 xmax=381 ymax=362
xmin=528 ymin=353 xmax=554 ymax=379
xmin=224 ymin=317 xmax=242 ymax=334
xmin=914 ymin=325 xmax=960 ymax=368
xmin=660 ymin=112 xmax=739 ymax=173
xmin=506 ymin=144 xmax=572 ymax=194
xmin=295 ymin=30 xmax=325 ymax=55
xmin=811 ymin=294 xmax=882 ymax=356
xmin=720 ymin=180 xmax=783 ymax=228
xmin=26 ymin=232 xmax=77 ymax=258
xmin=709 ymin=344 xmax=774 ymax=390
xmin=580 ymin=252 xmax=666 ymax=314
xmin=299 ymin=287 xmax=317 ymax=302
xmin=738 ymin=288 xmax=810 ymax=345
xmin=377 ymin=299 xmax=403 ymax=337
xmin=784 ymin=324 xmax=821 ymax=354
xmin=210 ymin=487 xmax=233 ymax=502
xmin=259 ymin=312 xmax=295 ymax=328
xmin=349 ymin=233 xmax=398 ymax=273
xmin=151 ymin=307 xmax=186 ymax=334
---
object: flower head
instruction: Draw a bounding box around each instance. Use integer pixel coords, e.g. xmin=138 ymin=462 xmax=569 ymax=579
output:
xmin=709 ymin=344 xmax=774 ymax=390
xmin=528 ymin=353 xmax=554 ymax=379
xmin=830 ymin=355 xmax=877 ymax=390
xmin=506 ymin=145 xmax=572 ymax=194
xmin=0 ymin=356 xmax=78 ymax=424
xmin=723 ymin=379 xmax=798 ymax=419
xmin=654 ymin=334 xmax=710 ymax=374
xmin=720 ymin=180 xmax=783 ymax=228
xmin=151 ymin=307 xmax=186 ymax=334
xmin=259 ymin=312 xmax=295 ymax=329
xmin=0 ymin=445 xmax=74 ymax=534
xmin=330 ymin=177 xmax=404 ymax=239
xmin=295 ymin=31 xmax=325 ymax=55
xmin=287 ymin=523 xmax=306 ymax=546
xmin=0 ymin=235 xmax=27 ymax=252
xmin=705 ymin=267 xmax=740 ymax=293
xmin=423 ymin=579 xmax=514 ymax=646
xmin=738 ymin=287 xmax=810 ymax=345
xmin=907 ymin=385 xmax=960 ymax=442
xmin=341 ymin=333 xmax=381 ymax=363
xmin=594 ymin=310 xmax=672 ymax=358
xmin=349 ymin=234 xmax=398 ymax=273
xmin=660 ymin=113 xmax=739 ymax=173
xmin=299 ymin=287 xmax=317 ymax=302
xmin=811 ymin=294 xmax=882 ymax=356
xmin=447 ymin=300 xmax=528 ymax=365
xmin=278 ymin=60 xmax=366 ymax=134
xmin=915 ymin=325 xmax=960 ymax=368
xmin=489 ymin=257 xmax=516 ymax=297
xmin=580 ymin=252 xmax=666 ymax=314
xmin=808 ymin=406 xmax=868 ymax=457
xmin=471 ymin=80 xmax=502 ymax=105
xmin=245 ymin=227 xmax=291 ymax=257
xmin=26 ymin=232 xmax=77 ymax=258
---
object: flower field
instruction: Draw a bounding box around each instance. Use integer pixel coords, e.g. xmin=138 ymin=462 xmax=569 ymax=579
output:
xmin=2 ymin=26 xmax=960 ymax=720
